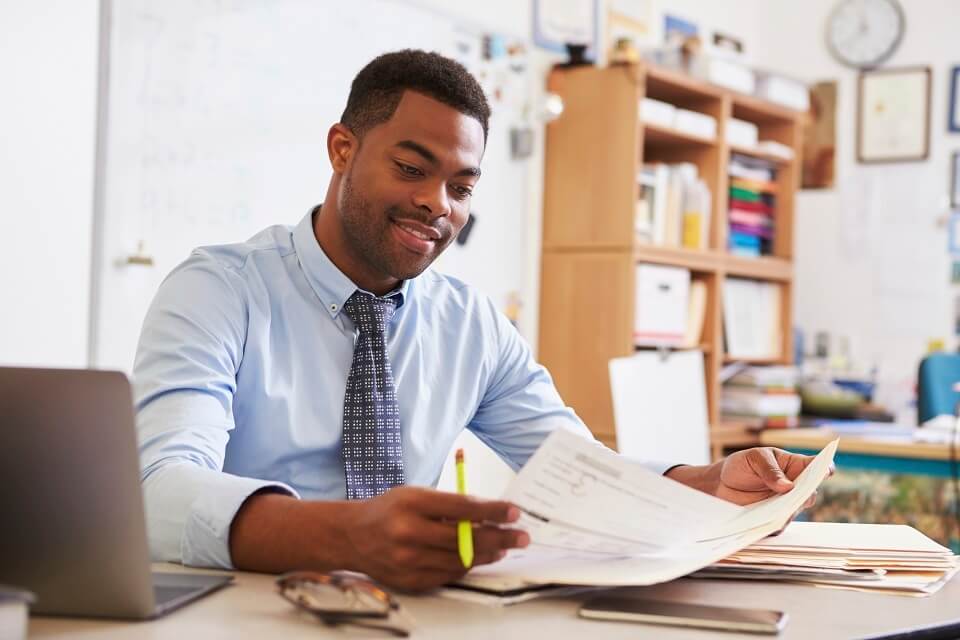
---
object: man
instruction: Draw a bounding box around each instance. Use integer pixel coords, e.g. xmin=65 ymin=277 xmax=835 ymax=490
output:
xmin=135 ymin=49 xmax=818 ymax=593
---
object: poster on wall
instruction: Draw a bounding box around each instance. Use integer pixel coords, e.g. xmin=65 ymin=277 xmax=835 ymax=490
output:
xmin=802 ymin=81 xmax=837 ymax=189
xmin=949 ymin=66 xmax=960 ymax=133
xmin=532 ymin=0 xmax=599 ymax=60
xmin=952 ymin=151 xmax=960 ymax=208
xmin=663 ymin=14 xmax=698 ymax=46
xmin=857 ymin=66 xmax=931 ymax=163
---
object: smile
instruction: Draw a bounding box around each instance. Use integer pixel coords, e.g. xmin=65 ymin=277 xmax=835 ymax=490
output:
xmin=391 ymin=220 xmax=439 ymax=255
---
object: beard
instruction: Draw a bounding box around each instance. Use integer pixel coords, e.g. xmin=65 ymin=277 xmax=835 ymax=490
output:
xmin=338 ymin=169 xmax=457 ymax=281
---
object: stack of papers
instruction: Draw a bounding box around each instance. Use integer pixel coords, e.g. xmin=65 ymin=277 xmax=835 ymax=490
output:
xmin=445 ymin=429 xmax=838 ymax=602
xmin=693 ymin=521 xmax=959 ymax=597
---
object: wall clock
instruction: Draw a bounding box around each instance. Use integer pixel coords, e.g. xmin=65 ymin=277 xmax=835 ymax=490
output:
xmin=826 ymin=0 xmax=905 ymax=69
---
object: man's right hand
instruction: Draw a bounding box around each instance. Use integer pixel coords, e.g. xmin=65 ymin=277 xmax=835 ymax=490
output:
xmin=229 ymin=486 xmax=529 ymax=594
xmin=344 ymin=486 xmax=529 ymax=591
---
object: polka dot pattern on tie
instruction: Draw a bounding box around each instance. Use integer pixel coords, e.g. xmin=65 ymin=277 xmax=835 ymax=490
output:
xmin=340 ymin=290 xmax=405 ymax=500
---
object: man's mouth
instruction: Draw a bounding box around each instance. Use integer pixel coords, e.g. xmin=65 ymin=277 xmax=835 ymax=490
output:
xmin=391 ymin=219 xmax=441 ymax=255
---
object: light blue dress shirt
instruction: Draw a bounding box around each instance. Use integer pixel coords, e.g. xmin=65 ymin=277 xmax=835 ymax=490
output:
xmin=134 ymin=210 xmax=668 ymax=569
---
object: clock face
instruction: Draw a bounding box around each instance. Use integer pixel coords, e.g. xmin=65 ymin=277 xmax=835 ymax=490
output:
xmin=827 ymin=0 xmax=905 ymax=69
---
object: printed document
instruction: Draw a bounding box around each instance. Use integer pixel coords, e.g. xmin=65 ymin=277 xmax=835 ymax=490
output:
xmin=463 ymin=428 xmax=838 ymax=588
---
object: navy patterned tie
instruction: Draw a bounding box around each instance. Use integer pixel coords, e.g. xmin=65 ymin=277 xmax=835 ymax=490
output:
xmin=341 ymin=290 xmax=405 ymax=500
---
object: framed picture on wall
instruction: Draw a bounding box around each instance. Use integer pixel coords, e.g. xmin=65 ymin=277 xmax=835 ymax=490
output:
xmin=952 ymin=151 xmax=960 ymax=208
xmin=950 ymin=66 xmax=960 ymax=133
xmin=857 ymin=66 xmax=931 ymax=163
xmin=533 ymin=0 xmax=599 ymax=60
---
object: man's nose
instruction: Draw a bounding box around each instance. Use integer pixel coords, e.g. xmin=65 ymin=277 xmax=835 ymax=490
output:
xmin=412 ymin=180 xmax=452 ymax=219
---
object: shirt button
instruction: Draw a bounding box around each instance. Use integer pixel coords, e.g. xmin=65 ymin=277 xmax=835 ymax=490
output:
xmin=330 ymin=304 xmax=338 ymax=311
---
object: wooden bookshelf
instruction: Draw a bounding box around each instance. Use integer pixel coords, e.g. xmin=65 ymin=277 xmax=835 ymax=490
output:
xmin=538 ymin=62 xmax=805 ymax=458
xmin=643 ymin=123 xmax=716 ymax=148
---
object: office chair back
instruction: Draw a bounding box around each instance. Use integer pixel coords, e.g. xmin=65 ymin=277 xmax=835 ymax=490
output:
xmin=917 ymin=353 xmax=960 ymax=424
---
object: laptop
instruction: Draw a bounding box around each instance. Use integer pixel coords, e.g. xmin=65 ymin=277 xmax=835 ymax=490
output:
xmin=0 ymin=367 xmax=233 ymax=619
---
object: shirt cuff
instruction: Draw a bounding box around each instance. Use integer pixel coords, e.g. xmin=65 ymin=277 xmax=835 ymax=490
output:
xmin=182 ymin=474 xmax=300 ymax=569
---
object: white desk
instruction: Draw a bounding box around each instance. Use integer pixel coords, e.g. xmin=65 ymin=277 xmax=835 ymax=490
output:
xmin=28 ymin=564 xmax=960 ymax=639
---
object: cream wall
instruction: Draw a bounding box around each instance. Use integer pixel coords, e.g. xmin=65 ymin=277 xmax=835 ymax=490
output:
xmin=0 ymin=0 xmax=99 ymax=367
xmin=0 ymin=0 xmax=768 ymax=368
xmin=753 ymin=0 xmax=959 ymax=412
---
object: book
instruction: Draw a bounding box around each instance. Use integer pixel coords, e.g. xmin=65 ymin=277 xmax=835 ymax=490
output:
xmin=682 ymin=177 xmax=711 ymax=249
xmin=722 ymin=388 xmax=802 ymax=417
xmin=723 ymin=278 xmax=782 ymax=359
xmin=635 ymin=165 xmax=657 ymax=243
xmin=639 ymin=163 xmax=709 ymax=249
xmin=729 ymin=156 xmax=778 ymax=257
xmin=682 ymin=280 xmax=708 ymax=348
xmin=728 ymin=365 xmax=800 ymax=388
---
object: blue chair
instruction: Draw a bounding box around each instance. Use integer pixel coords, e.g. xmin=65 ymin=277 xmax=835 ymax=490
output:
xmin=917 ymin=353 xmax=960 ymax=424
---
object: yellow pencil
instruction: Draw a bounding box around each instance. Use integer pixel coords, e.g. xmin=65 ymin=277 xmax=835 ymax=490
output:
xmin=455 ymin=448 xmax=474 ymax=568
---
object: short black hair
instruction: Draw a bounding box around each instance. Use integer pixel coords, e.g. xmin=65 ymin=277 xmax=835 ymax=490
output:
xmin=340 ymin=49 xmax=490 ymax=143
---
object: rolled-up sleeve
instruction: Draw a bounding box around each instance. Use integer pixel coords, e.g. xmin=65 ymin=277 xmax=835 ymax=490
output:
xmin=467 ymin=300 xmax=676 ymax=476
xmin=134 ymin=251 xmax=297 ymax=569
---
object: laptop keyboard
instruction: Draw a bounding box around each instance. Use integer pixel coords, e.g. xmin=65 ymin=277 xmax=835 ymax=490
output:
xmin=154 ymin=585 xmax=204 ymax=605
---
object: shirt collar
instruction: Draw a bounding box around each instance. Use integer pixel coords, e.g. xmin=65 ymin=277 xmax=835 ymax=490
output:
xmin=292 ymin=207 xmax=410 ymax=320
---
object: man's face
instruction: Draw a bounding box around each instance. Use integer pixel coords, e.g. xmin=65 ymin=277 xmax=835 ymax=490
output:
xmin=336 ymin=91 xmax=484 ymax=282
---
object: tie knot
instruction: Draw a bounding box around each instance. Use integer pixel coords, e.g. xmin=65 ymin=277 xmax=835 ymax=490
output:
xmin=343 ymin=291 xmax=397 ymax=334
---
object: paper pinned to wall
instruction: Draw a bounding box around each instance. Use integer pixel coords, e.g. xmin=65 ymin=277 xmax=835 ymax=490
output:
xmin=609 ymin=349 xmax=710 ymax=465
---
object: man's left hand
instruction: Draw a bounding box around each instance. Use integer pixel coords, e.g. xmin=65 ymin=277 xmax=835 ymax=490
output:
xmin=666 ymin=447 xmax=833 ymax=512
xmin=715 ymin=447 xmax=823 ymax=507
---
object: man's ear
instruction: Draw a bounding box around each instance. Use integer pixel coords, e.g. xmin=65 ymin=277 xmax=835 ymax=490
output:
xmin=328 ymin=123 xmax=357 ymax=175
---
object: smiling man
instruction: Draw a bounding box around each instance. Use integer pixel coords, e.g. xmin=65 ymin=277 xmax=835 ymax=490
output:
xmin=134 ymin=49 xmax=818 ymax=592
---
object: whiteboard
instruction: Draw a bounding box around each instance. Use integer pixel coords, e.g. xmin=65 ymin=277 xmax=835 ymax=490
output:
xmin=91 ymin=0 xmax=534 ymax=371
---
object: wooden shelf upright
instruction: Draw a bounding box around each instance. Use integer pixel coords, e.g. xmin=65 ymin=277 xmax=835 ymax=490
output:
xmin=538 ymin=62 xmax=805 ymax=458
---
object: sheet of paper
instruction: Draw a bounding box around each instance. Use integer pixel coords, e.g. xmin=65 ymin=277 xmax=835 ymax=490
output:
xmin=502 ymin=428 xmax=741 ymax=555
xmin=747 ymin=522 xmax=952 ymax=554
xmin=467 ymin=430 xmax=839 ymax=587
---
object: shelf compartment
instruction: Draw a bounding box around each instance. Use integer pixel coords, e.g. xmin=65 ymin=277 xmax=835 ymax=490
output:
xmin=722 ymin=254 xmax=792 ymax=281
xmin=643 ymin=123 xmax=716 ymax=149
xmin=634 ymin=244 xmax=720 ymax=273
xmin=731 ymin=93 xmax=804 ymax=125
xmin=645 ymin=65 xmax=725 ymax=106
xmin=721 ymin=355 xmax=787 ymax=365
xmin=636 ymin=343 xmax=713 ymax=354
xmin=728 ymin=144 xmax=794 ymax=166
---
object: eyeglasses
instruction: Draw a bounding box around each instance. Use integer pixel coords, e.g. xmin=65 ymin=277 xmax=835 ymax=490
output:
xmin=276 ymin=571 xmax=414 ymax=637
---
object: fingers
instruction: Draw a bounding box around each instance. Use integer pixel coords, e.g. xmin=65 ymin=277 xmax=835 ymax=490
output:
xmin=394 ymin=546 xmax=507 ymax=573
xmin=382 ymin=524 xmax=524 ymax=577
xmin=387 ymin=568 xmax=466 ymax=593
xmin=715 ymin=485 xmax=777 ymax=505
xmin=402 ymin=488 xmax=520 ymax=524
xmin=749 ymin=448 xmax=794 ymax=493
xmin=773 ymin=449 xmax=816 ymax=481
xmin=802 ymin=491 xmax=818 ymax=510
xmin=403 ymin=518 xmax=529 ymax=553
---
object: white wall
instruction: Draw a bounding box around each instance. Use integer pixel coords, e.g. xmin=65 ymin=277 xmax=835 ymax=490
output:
xmin=753 ymin=0 xmax=959 ymax=411
xmin=0 ymin=0 xmax=99 ymax=367
xmin=0 ymin=0 xmax=768 ymax=368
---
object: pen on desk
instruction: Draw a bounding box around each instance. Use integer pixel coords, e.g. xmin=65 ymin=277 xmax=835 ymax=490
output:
xmin=455 ymin=448 xmax=474 ymax=568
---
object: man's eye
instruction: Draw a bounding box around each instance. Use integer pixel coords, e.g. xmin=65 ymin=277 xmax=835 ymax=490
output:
xmin=452 ymin=185 xmax=473 ymax=199
xmin=396 ymin=162 xmax=423 ymax=176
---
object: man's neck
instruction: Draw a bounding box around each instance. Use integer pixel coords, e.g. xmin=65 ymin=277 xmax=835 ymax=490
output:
xmin=312 ymin=202 xmax=400 ymax=296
